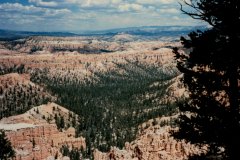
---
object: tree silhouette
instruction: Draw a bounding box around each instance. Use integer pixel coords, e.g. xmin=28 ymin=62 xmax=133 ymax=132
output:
xmin=0 ymin=130 xmax=15 ymax=160
xmin=173 ymin=0 xmax=240 ymax=159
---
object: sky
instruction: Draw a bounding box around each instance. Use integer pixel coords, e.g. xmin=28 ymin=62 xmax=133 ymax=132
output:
xmin=0 ymin=0 xmax=202 ymax=32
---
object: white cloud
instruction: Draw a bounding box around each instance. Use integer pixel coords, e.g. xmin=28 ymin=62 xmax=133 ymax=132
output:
xmin=118 ymin=3 xmax=144 ymax=12
xmin=0 ymin=1 xmax=200 ymax=31
xmin=28 ymin=0 xmax=58 ymax=7
xmin=81 ymin=0 xmax=110 ymax=7
xmin=64 ymin=0 xmax=76 ymax=2
xmin=172 ymin=16 xmax=180 ymax=20
xmin=0 ymin=3 xmax=37 ymax=11
xmin=158 ymin=8 xmax=179 ymax=14
xmin=112 ymin=0 xmax=122 ymax=4
xmin=136 ymin=0 xmax=175 ymax=5
xmin=159 ymin=0 xmax=175 ymax=4
xmin=44 ymin=8 xmax=71 ymax=16
xmin=64 ymin=0 xmax=122 ymax=8
xmin=0 ymin=3 xmax=71 ymax=16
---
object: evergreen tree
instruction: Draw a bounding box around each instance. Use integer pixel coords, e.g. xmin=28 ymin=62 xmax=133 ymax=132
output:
xmin=173 ymin=0 xmax=240 ymax=159
xmin=60 ymin=116 xmax=65 ymax=129
xmin=32 ymin=138 xmax=36 ymax=148
xmin=0 ymin=130 xmax=15 ymax=160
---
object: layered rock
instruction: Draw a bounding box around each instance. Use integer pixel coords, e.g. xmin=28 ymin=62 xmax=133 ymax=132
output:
xmin=94 ymin=117 xmax=207 ymax=160
xmin=0 ymin=103 xmax=86 ymax=160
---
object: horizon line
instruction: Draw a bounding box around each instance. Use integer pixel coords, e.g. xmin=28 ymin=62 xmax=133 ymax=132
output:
xmin=0 ymin=25 xmax=207 ymax=34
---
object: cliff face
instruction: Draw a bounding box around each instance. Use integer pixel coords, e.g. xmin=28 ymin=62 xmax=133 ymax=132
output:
xmin=93 ymin=117 xmax=206 ymax=160
xmin=0 ymin=103 xmax=86 ymax=160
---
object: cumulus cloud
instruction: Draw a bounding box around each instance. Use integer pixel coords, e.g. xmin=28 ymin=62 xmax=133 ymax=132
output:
xmin=81 ymin=0 xmax=110 ymax=7
xmin=64 ymin=0 xmax=122 ymax=8
xmin=136 ymin=0 xmax=175 ymax=5
xmin=0 ymin=3 xmax=70 ymax=15
xmin=0 ymin=3 xmax=37 ymax=11
xmin=0 ymin=2 xmax=97 ymax=31
xmin=64 ymin=0 xmax=77 ymax=3
xmin=172 ymin=16 xmax=180 ymax=20
xmin=118 ymin=3 xmax=144 ymax=12
xmin=0 ymin=0 xmax=200 ymax=31
xmin=28 ymin=0 xmax=58 ymax=7
xmin=158 ymin=8 xmax=179 ymax=14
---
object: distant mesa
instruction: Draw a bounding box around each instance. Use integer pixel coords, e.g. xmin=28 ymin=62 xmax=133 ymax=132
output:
xmin=112 ymin=33 xmax=136 ymax=42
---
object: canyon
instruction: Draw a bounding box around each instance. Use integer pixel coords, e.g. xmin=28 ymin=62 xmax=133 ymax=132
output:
xmin=0 ymin=34 xmax=204 ymax=160
xmin=0 ymin=104 xmax=205 ymax=160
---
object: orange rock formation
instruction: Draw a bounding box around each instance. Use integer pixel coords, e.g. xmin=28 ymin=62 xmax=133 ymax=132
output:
xmin=0 ymin=103 xmax=86 ymax=160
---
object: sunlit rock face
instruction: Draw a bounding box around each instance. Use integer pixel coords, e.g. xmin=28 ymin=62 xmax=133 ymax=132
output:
xmin=93 ymin=117 xmax=207 ymax=160
xmin=0 ymin=103 xmax=86 ymax=160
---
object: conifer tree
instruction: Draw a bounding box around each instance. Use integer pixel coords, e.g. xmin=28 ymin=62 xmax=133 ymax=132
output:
xmin=173 ymin=0 xmax=240 ymax=159
xmin=0 ymin=130 xmax=15 ymax=160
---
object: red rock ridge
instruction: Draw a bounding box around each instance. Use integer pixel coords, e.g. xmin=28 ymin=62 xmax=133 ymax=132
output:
xmin=0 ymin=103 xmax=86 ymax=160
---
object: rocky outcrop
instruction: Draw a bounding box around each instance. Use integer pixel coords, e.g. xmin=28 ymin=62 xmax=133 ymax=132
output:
xmin=94 ymin=118 xmax=207 ymax=160
xmin=0 ymin=103 xmax=86 ymax=160
xmin=5 ymin=125 xmax=85 ymax=160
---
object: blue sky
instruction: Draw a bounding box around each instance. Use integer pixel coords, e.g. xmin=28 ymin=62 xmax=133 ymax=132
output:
xmin=0 ymin=0 xmax=202 ymax=32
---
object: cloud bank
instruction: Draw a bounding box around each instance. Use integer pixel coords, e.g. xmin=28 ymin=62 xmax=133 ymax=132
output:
xmin=0 ymin=0 xmax=200 ymax=31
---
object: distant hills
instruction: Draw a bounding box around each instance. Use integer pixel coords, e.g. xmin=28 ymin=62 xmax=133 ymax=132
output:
xmin=80 ymin=25 xmax=207 ymax=36
xmin=0 ymin=25 xmax=207 ymax=40
xmin=0 ymin=29 xmax=77 ymax=40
